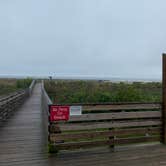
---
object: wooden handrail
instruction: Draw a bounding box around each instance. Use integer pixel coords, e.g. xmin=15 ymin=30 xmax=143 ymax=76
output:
xmin=41 ymin=80 xmax=52 ymax=116
xmin=0 ymin=80 xmax=36 ymax=122
xmin=29 ymin=80 xmax=36 ymax=96
xmin=41 ymin=80 xmax=52 ymax=105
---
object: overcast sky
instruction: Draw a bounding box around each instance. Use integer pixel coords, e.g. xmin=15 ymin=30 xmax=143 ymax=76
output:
xmin=0 ymin=0 xmax=166 ymax=79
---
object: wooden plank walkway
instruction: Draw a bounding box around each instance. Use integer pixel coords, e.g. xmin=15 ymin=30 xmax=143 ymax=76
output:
xmin=1 ymin=83 xmax=166 ymax=165
xmin=0 ymin=83 xmax=48 ymax=166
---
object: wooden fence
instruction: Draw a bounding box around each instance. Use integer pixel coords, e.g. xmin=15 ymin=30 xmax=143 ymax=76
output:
xmin=48 ymin=103 xmax=162 ymax=152
xmin=0 ymin=80 xmax=35 ymax=123
xmin=41 ymin=54 xmax=166 ymax=153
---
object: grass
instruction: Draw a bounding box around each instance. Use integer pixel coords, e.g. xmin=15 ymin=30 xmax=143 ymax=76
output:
xmin=0 ymin=78 xmax=32 ymax=96
xmin=44 ymin=80 xmax=162 ymax=104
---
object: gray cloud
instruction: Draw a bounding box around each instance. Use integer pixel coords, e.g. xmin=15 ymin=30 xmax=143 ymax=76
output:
xmin=0 ymin=0 xmax=166 ymax=79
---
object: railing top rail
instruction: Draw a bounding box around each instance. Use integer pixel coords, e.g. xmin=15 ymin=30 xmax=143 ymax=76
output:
xmin=29 ymin=80 xmax=35 ymax=90
xmin=42 ymin=80 xmax=53 ymax=105
xmin=51 ymin=102 xmax=161 ymax=106
xmin=49 ymin=102 xmax=161 ymax=111
xmin=0 ymin=90 xmax=26 ymax=103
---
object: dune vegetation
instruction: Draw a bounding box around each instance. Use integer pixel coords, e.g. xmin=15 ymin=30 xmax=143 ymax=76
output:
xmin=0 ymin=78 xmax=32 ymax=96
xmin=44 ymin=80 xmax=162 ymax=104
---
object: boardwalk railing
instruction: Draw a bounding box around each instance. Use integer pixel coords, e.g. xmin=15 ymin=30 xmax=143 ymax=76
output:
xmin=48 ymin=102 xmax=162 ymax=152
xmin=41 ymin=80 xmax=52 ymax=114
xmin=0 ymin=80 xmax=35 ymax=122
xmin=41 ymin=80 xmax=53 ymax=143
xmin=29 ymin=80 xmax=36 ymax=96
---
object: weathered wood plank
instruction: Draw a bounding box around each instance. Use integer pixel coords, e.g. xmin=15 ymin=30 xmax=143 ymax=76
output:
xmin=51 ymin=103 xmax=161 ymax=111
xmin=68 ymin=111 xmax=161 ymax=122
xmin=83 ymin=103 xmax=161 ymax=111
xmin=54 ymin=136 xmax=160 ymax=150
xmin=50 ymin=120 xmax=161 ymax=132
xmin=49 ymin=127 xmax=161 ymax=142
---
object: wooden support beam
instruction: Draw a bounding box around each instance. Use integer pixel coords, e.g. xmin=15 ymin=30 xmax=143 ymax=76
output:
xmin=162 ymin=53 xmax=166 ymax=143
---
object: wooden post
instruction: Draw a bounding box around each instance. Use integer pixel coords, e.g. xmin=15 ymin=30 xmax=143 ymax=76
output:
xmin=162 ymin=53 xmax=166 ymax=144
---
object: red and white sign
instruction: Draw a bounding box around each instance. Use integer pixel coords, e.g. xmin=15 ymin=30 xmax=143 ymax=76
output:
xmin=49 ymin=106 xmax=70 ymax=122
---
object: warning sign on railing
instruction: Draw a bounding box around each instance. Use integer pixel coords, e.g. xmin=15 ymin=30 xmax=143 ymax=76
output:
xmin=49 ymin=105 xmax=70 ymax=122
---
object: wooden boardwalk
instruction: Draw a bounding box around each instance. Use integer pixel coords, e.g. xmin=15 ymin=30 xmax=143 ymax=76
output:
xmin=1 ymin=83 xmax=166 ymax=165
xmin=0 ymin=83 xmax=48 ymax=166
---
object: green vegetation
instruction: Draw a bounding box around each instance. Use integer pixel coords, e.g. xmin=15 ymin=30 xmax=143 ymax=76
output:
xmin=0 ymin=78 xmax=32 ymax=96
xmin=44 ymin=80 xmax=162 ymax=104
xmin=48 ymin=143 xmax=59 ymax=153
xmin=16 ymin=78 xmax=32 ymax=89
